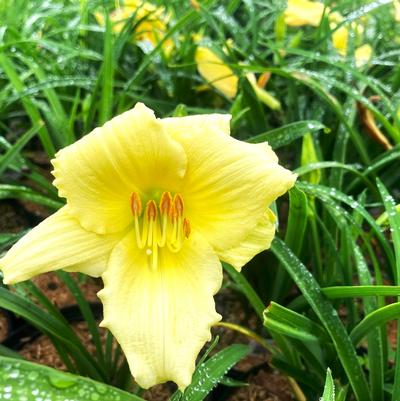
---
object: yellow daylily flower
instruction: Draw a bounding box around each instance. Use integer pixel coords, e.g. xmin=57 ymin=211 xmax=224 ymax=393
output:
xmin=195 ymin=47 xmax=281 ymax=109
xmin=284 ymin=0 xmax=328 ymax=27
xmin=95 ymin=0 xmax=172 ymax=51
xmin=0 ymin=104 xmax=295 ymax=389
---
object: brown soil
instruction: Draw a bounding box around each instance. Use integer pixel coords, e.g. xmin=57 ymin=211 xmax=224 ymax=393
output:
xmin=30 ymin=272 xmax=102 ymax=309
xmin=20 ymin=321 xmax=109 ymax=371
xmin=0 ymin=201 xmax=30 ymax=233
xmin=227 ymin=354 xmax=294 ymax=401
xmin=388 ymin=320 xmax=397 ymax=351
xmin=0 ymin=311 xmax=9 ymax=343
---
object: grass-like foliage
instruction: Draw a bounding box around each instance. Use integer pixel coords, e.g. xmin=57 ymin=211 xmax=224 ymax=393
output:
xmin=0 ymin=0 xmax=399 ymax=400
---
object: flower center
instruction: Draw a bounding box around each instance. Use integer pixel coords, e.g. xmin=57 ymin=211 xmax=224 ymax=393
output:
xmin=130 ymin=191 xmax=191 ymax=270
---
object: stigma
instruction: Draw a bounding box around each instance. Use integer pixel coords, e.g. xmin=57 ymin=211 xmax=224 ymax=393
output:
xmin=130 ymin=191 xmax=191 ymax=270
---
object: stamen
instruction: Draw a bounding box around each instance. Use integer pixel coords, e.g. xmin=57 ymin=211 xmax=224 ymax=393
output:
xmin=130 ymin=192 xmax=191 ymax=268
xmin=130 ymin=192 xmax=142 ymax=216
xmin=160 ymin=192 xmax=172 ymax=215
xmin=173 ymin=194 xmax=184 ymax=216
xmin=146 ymin=200 xmax=157 ymax=221
xmin=146 ymin=200 xmax=157 ymax=247
xmin=131 ymin=192 xmax=144 ymax=249
xmin=183 ymin=218 xmax=191 ymax=238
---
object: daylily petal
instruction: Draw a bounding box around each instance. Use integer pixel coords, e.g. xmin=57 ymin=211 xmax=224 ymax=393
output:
xmin=284 ymin=0 xmax=328 ymax=27
xmin=99 ymin=230 xmax=222 ymax=389
xmin=165 ymin=125 xmax=296 ymax=253
xmin=332 ymin=25 xmax=348 ymax=56
xmin=0 ymin=207 xmax=121 ymax=284
xmin=162 ymin=114 xmax=279 ymax=177
xmin=218 ymin=209 xmax=276 ymax=271
xmin=195 ymin=47 xmax=238 ymax=99
xmin=52 ymin=103 xmax=187 ymax=234
xmin=162 ymin=113 xmax=232 ymax=136
xmin=355 ymin=44 xmax=372 ymax=67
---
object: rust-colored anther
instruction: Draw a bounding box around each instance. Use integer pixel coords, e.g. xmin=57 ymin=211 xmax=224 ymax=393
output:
xmin=160 ymin=192 xmax=172 ymax=215
xmin=146 ymin=200 xmax=157 ymax=220
xmin=183 ymin=218 xmax=191 ymax=238
xmin=257 ymin=72 xmax=271 ymax=89
xmin=173 ymin=194 xmax=184 ymax=216
xmin=130 ymin=192 xmax=142 ymax=216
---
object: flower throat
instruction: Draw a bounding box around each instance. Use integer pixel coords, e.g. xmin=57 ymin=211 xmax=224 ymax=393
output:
xmin=130 ymin=191 xmax=190 ymax=270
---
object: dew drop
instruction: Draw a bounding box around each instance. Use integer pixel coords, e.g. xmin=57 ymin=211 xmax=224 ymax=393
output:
xmin=9 ymin=370 xmax=19 ymax=379
xmin=28 ymin=371 xmax=39 ymax=381
xmin=95 ymin=383 xmax=107 ymax=394
xmin=48 ymin=372 xmax=77 ymax=389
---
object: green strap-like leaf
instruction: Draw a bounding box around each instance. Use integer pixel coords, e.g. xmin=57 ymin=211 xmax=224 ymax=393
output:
xmin=171 ymin=344 xmax=250 ymax=401
xmin=320 ymin=368 xmax=335 ymax=401
xmin=0 ymin=356 xmax=145 ymax=401
xmin=247 ymin=120 xmax=326 ymax=149
xmin=271 ymin=238 xmax=371 ymax=401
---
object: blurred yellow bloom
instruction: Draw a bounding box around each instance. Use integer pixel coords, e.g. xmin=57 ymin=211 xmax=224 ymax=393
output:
xmin=284 ymin=2 xmax=372 ymax=67
xmin=195 ymin=47 xmax=238 ymax=99
xmin=331 ymin=25 xmax=348 ymax=56
xmin=284 ymin=0 xmax=328 ymax=27
xmin=0 ymin=104 xmax=295 ymax=389
xmin=195 ymin=47 xmax=281 ymax=109
xmin=95 ymin=0 xmax=172 ymax=51
xmin=354 ymin=43 xmax=372 ymax=67
xmin=329 ymin=12 xmax=371 ymax=66
xmin=395 ymin=0 xmax=400 ymax=21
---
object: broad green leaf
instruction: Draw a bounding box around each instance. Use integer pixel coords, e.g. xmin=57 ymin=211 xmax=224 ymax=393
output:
xmin=0 ymin=356 xmax=144 ymax=401
xmin=264 ymin=302 xmax=329 ymax=343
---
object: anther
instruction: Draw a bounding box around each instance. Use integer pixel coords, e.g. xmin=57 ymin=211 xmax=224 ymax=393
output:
xmin=160 ymin=192 xmax=172 ymax=215
xmin=173 ymin=194 xmax=184 ymax=216
xmin=146 ymin=200 xmax=157 ymax=220
xmin=183 ymin=218 xmax=191 ymax=238
xmin=130 ymin=192 xmax=142 ymax=216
